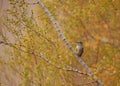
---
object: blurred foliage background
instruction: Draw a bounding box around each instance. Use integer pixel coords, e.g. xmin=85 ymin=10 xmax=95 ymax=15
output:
xmin=0 ymin=0 xmax=120 ymax=86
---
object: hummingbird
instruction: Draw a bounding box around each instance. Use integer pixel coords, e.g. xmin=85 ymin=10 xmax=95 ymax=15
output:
xmin=76 ymin=41 xmax=84 ymax=57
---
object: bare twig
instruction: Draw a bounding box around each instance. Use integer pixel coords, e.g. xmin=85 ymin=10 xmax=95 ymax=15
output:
xmin=0 ymin=41 xmax=86 ymax=75
xmin=80 ymin=80 xmax=97 ymax=85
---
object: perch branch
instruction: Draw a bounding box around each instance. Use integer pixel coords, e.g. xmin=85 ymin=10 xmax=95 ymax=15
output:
xmin=36 ymin=0 xmax=104 ymax=86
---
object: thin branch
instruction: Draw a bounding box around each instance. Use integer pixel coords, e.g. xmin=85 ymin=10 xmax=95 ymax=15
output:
xmin=27 ymin=2 xmax=39 ymax=5
xmin=36 ymin=0 xmax=104 ymax=86
xmin=39 ymin=53 xmax=87 ymax=75
xmin=0 ymin=41 xmax=86 ymax=75
xmin=80 ymin=80 xmax=97 ymax=85
xmin=20 ymin=19 xmax=56 ymax=48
